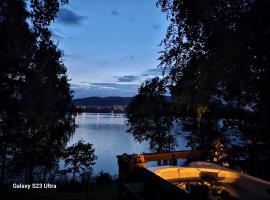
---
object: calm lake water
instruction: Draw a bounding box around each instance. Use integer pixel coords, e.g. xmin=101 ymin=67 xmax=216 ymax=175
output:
xmin=67 ymin=113 xmax=187 ymax=175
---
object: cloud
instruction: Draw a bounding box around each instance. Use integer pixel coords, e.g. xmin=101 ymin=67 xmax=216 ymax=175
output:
xmin=64 ymin=54 xmax=88 ymax=62
xmin=51 ymin=31 xmax=63 ymax=40
xmin=127 ymin=17 xmax=134 ymax=22
xmin=111 ymin=10 xmax=119 ymax=17
xmin=110 ymin=9 xmax=135 ymax=22
xmin=152 ymin=24 xmax=160 ymax=30
xmin=89 ymin=82 xmax=118 ymax=90
xmin=57 ymin=8 xmax=86 ymax=25
xmin=115 ymin=75 xmax=140 ymax=82
xmin=50 ymin=28 xmax=66 ymax=40
xmin=142 ymin=68 xmax=163 ymax=77
xmin=129 ymin=55 xmax=135 ymax=59
xmin=94 ymin=59 xmax=111 ymax=66
xmin=78 ymin=81 xmax=89 ymax=84
xmin=119 ymin=54 xmax=135 ymax=62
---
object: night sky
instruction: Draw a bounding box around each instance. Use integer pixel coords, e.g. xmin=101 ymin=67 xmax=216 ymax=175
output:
xmin=51 ymin=0 xmax=168 ymax=98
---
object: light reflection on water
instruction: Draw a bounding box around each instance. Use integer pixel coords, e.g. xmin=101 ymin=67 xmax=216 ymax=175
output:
xmin=67 ymin=113 xmax=187 ymax=175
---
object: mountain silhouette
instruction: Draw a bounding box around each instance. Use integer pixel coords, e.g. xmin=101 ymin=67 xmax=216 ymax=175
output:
xmin=72 ymin=96 xmax=132 ymax=107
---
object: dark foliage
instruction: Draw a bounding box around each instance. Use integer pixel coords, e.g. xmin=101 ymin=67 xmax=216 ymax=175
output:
xmin=156 ymin=0 xmax=270 ymax=177
xmin=0 ymin=0 xmax=77 ymax=183
xmin=127 ymin=77 xmax=176 ymax=152
xmin=61 ymin=139 xmax=96 ymax=182
xmin=95 ymin=171 xmax=113 ymax=185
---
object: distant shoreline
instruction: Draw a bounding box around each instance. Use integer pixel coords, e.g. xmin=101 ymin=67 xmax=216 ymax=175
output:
xmin=76 ymin=112 xmax=126 ymax=114
xmin=72 ymin=96 xmax=131 ymax=113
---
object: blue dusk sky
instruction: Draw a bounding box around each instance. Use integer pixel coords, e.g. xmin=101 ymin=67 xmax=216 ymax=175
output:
xmin=51 ymin=0 xmax=168 ymax=98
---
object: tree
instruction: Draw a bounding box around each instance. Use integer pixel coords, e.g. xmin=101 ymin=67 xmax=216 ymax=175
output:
xmin=19 ymin=0 xmax=75 ymax=183
xmin=62 ymin=139 xmax=96 ymax=182
xmin=0 ymin=0 xmax=35 ymax=183
xmin=95 ymin=171 xmax=113 ymax=185
xmin=127 ymin=77 xmax=175 ymax=153
xmin=157 ymin=0 xmax=270 ymax=177
xmin=0 ymin=0 xmax=75 ymax=183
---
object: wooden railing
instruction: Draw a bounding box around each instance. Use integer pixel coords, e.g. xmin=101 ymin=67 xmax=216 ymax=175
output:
xmin=142 ymin=149 xmax=205 ymax=161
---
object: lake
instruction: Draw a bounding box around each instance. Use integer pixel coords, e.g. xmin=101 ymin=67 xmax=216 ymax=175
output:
xmin=67 ymin=113 xmax=187 ymax=175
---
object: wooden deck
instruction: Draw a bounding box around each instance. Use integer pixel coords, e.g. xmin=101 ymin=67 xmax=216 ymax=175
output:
xmin=117 ymin=149 xmax=208 ymax=200
xmin=117 ymin=148 xmax=270 ymax=200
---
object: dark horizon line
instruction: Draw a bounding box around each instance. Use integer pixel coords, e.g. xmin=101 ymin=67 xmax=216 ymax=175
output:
xmin=72 ymin=95 xmax=172 ymax=100
xmin=72 ymin=96 xmax=134 ymax=100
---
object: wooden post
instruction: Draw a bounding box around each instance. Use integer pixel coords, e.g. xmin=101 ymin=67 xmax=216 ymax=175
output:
xmin=134 ymin=154 xmax=146 ymax=168
xmin=172 ymin=153 xmax=177 ymax=166
xmin=117 ymin=154 xmax=146 ymax=199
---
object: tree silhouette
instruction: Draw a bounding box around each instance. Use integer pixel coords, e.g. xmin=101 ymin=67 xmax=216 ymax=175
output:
xmin=157 ymin=0 xmax=270 ymax=177
xmin=0 ymin=0 xmax=35 ymax=183
xmin=62 ymin=139 xmax=96 ymax=182
xmin=127 ymin=77 xmax=175 ymax=153
xmin=0 ymin=0 xmax=76 ymax=183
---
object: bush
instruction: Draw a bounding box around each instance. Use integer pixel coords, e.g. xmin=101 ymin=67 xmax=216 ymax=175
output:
xmin=95 ymin=171 xmax=113 ymax=185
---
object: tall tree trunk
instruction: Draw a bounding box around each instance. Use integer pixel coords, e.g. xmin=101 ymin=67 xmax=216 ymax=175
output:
xmin=28 ymin=156 xmax=34 ymax=183
xmin=43 ymin=166 xmax=48 ymax=183
xmin=24 ymin=148 xmax=28 ymax=183
xmin=0 ymin=144 xmax=7 ymax=183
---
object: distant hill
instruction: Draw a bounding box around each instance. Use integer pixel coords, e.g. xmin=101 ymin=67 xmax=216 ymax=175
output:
xmin=72 ymin=96 xmax=132 ymax=113
xmin=72 ymin=96 xmax=132 ymax=107
xmin=72 ymin=96 xmax=171 ymax=113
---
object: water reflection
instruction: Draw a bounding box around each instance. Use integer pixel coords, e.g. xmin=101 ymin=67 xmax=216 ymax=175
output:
xmin=68 ymin=113 xmax=187 ymax=175
xmin=68 ymin=113 xmax=149 ymax=175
